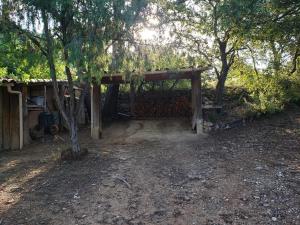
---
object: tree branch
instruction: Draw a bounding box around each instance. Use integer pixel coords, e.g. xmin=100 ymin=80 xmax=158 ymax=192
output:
xmin=42 ymin=9 xmax=70 ymax=128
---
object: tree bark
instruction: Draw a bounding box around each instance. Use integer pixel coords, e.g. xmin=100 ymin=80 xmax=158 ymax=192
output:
xmin=70 ymin=117 xmax=81 ymax=157
xmin=215 ymin=39 xmax=233 ymax=106
xmin=42 ymin=9 xmax=83 ymax=158
xmin=215 ymin=71 xmax=228 ymax=106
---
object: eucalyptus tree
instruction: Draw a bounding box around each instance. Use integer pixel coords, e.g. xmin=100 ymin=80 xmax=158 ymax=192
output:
xmin=222 ymin=0 xmax=300 ymax=113
xmin=0 ymin=1 xmax=49 ymax=79
xmin=227 ymin=0 xmax=300 ymax=76
xmin=2 ymin=0 xmax=147 ymax=158
xmin=158 ymin=0 xmax=248 ymax=105
xmin=254 ymin=0 xmax=300 ymax=75
xmin=0 ymin=32 xmax=50 ymax=80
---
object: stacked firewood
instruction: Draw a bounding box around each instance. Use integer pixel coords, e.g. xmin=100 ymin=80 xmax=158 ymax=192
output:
xmin=134 ymin=90 xmax=192 ymax=118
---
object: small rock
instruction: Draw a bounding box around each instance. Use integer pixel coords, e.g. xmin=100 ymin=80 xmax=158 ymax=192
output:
xmin=272 ymin=217 xmax=277 ymax=222
xmin=204 ymin=121 xmax=214 ymax=127
xmin=183 ymin=196 xmax=191 ymax=201
xmin=276 ymin=171 xmax=284 ymax=177
xmin=73 ymin=193 xmax=80 ymax=199
xmin=173 ymin=208 xmax=183 ymax=217
xmin=255 ymin=166 xmax=264 ymax=171
xmin=74 ymin=214 xmax=87 ymax=220
xmin=5 ymin=199 xmax=14 ymax=205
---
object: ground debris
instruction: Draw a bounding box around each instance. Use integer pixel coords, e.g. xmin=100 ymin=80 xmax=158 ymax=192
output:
xmin=112 ymin=174 xmax=131 ymax=189
xmin=1 ymin=109 xmax=300 ymax=225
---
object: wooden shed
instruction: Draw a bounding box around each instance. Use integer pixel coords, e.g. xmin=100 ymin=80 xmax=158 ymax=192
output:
xmin=0 ymin=68 xmax=208 ymax=150
xmin=90 ymin=67 xmax=209 ymax=139
xmin=0 ymin=79 xmax=68 ymax=151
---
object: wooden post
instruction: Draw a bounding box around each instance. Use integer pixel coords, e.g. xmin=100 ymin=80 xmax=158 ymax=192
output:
xmin=129 ymin=80 xmax=135 ymax=117
xmin=2 ymin=88 xmax=10 ymax=150
xmin=58 ymin=84 xmax=66 ymax=130
xmin=10 ymin=93 xmax=20 ymax=149
xmin=43 ymin=85 xmax=47 ymax=111
xmin=22 ymin=85 xmax=31 ymax=145
xmin=91 ymin=83 xmax=102 ymax=139
xmin=191 ymin=73 xmax=203 ymax=134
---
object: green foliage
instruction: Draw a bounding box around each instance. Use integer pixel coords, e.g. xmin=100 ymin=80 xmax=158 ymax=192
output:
xmin=1 ymin=0 xmax=300 ymax=118
xmin=0 ymin=33 xmax=47 ymax=80
xmin=0 ymin=67 xmax=7 ymax=78
xmin=121 ymin=44 xmax=197 ymax=74
xmin=229 ymin=59 xmax=300 ymax=114
xmin=1 ymin=0 xmax=148 ymax=83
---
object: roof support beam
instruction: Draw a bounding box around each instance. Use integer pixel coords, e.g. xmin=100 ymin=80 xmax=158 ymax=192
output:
xmin=100 ymin=68 xmax=209 ymax=84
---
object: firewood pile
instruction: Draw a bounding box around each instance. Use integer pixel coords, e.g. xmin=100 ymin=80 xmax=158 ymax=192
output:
xmin=133 ymin=90 xmax=192 ymax=118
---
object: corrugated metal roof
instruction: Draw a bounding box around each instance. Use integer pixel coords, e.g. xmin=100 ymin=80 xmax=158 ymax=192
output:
xmin=0 ymin=78 xmax=16 ymax=84
xmin=0 ymin=78 xmax=67 ymax=86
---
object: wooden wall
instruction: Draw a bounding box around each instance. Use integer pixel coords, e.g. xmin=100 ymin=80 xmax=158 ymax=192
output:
xmin=0 ymin=83 xmax=88 ymax=150
xmin=0 ymin=86 xmax=20 ymax=150
xmin=27 ymin=85 xmax=59 ymax=130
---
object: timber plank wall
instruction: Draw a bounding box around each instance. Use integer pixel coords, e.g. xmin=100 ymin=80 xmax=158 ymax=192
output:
xmin=0 ymin=86 xmax=20 ymax=151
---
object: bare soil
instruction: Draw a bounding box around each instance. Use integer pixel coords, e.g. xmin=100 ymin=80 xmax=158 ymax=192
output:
xmin=0 ymin=109 xmax=300 ymax=225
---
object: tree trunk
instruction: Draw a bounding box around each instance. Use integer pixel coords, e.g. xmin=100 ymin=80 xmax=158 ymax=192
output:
xmin=215 ymin=39 xmax=232 ymax=106
xmin=70 ymin=118 xmax=81 ymax=158
xmin=42 ymin=10 xmax=84 ymax=159
xmin=215 ymin=72 xmax=227 ymax=106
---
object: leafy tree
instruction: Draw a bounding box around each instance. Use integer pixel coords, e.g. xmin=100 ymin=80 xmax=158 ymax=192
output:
xmin=158 ymin=0 xmax=248 ymax=105
xmin=156 ymin=0 xmax=300 ymax=106
xmin=229 ymin=0 xmax=300 ymax=75
xmin=2 ymin=0 xmax=147 ymax=158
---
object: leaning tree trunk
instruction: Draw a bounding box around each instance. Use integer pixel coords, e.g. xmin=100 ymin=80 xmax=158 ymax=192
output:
xmin=215 ymin=39 xmax=233 ymax=106
xmin=42 ymin=10 xmax=86 ymax=160
xmin=215 ymin=71 xmax=228 ymax=106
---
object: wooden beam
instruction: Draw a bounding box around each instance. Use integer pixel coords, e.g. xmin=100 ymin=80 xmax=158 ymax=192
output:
xmin=100 ymin=68 xmax=210 ymax=84
xmin=101 ymin=76 xmax=125 ymax=84
xmin=191 ymin=73 xmax=203 ymax=134
xmin=91 ymin=83 xmax=102 ymax=139
xmin=22 ymin=85 xmax=31 ymax=145
xmin=144 ymin=70 xmax=194 ymax=81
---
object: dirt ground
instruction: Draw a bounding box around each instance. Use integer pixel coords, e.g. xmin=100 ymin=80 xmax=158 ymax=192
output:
xmin=0 ymin=109 xmax=300 ymax=225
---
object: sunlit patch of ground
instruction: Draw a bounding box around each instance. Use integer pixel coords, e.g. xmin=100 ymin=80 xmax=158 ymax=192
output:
xmin=0 ymin=164 xmax=48 ymax=213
